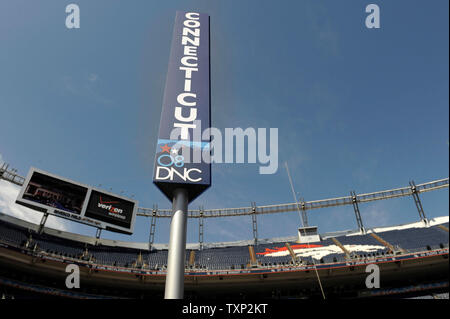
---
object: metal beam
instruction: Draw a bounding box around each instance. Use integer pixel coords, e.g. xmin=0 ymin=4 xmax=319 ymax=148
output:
xmin=351 ymin=191 xmax=365 ymax=234
xmin=299 ymin=198 xmax=308 ymax=228
xmin=410 ymin=180 xmax=427 ymax=223
xmin=95 ymin=228 xmax=102 ymax=245
xmin=251 ymin=202 xmax=258 ymax=245
xmin=38 ymin=212 xmax=49 ymax=234
xmin=148 ymin=205 xmax=157 ymax=251
xmin=0 ymin=164 xmax=25 ymax=186
xmin=198 ymin=206 xmax=204 ymax=250
xmin=136 ymin=178 xmax=448 ymax=218
xmin=1 ymin=168 xmax=447 ymax=220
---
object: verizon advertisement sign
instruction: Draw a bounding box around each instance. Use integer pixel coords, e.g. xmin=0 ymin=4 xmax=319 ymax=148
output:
xmin=16 ymin=167 xmax=138 ymax=235
xmin=85 ymin=190 xmax=135 ymax=230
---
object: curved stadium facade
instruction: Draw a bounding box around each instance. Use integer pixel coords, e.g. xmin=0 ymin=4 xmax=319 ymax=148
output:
xmin=0 ymin=211 xmax=448 ymax=299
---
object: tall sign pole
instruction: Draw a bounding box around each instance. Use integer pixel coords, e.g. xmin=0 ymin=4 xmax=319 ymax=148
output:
xmin=153 ymin=11 xmax=211 ymax=299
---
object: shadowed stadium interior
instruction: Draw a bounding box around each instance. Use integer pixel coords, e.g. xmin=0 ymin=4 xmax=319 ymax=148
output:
xmin=0 ymin=165 xmax=448 ymax=299
xmin=0 ymin=212 xmax=448 ymax=299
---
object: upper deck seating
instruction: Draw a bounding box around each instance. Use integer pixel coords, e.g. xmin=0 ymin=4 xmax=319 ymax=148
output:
xmin=1 ymin=218 xmax=448 ymax=270
xmin=195 ymin=246 xmax=250 ymax=270
xmin=335 ymin=234 xmax=389 ymax=257
xmin=0 ymin=221 xmax=29 ymax=246
xmin=376 ymin=226 xmax=448 ymax=251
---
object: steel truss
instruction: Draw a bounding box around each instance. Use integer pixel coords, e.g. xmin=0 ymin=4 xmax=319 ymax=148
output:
xmin=0 ymin=164 xmax=448 ymax=220
xmin=137 ymin=178 xmax=448 ymax=218
xmin=0 ymin=163 xmax=25 ymax=186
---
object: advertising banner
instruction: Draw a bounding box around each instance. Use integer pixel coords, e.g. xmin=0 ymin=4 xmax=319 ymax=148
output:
xmin=153 ymin=11 xmax=211 ymax=202
xmin=84 ymin=190 xmax=135 ymax=230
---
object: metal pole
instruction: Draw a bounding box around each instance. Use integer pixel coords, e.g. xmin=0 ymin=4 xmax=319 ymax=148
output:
xmin=300 ymin=198 xmax=308 ymax=228
xmin=199 ymin=207 xmax=204 ymax=251
xmin=409 ymin=180 xmax=428 ymax=223
xmin=38 ymin=212 xmax=49 ymax=234
xmin=251 ymin=202 xmax=258 ymax=245
xmin=164 ymin=188 xmax=189 ymax=299
xmin=149 ymin=205 xmax=157 ymax=251
xmin=285 ymin=162 xmax=308 ymax=228
xmin=351 ymin=191 xmax=365 ymax=234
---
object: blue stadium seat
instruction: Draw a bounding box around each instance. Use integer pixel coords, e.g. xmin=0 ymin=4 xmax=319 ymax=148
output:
xmin=195 ymin=246 xmax=250 ymax=270
xmin=335 ymin=234 xmax=388 ymax=257
xmin=0 ymin=221 xmax=29 ymax=246
xmin=0 ymin=218 xmax=448 ymax=271
xmin=377 ymin=226 xmax=448 ymax=251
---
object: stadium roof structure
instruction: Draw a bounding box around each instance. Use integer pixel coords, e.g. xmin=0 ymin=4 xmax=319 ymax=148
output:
xmin=1 ymin=163 xmax=448 ymax=248
xmin=1 ymin=163 xmax=448 ymax=300
xmin=0 ymin=212 xmax=448 ymax=251
xmin=1 ymin=163 xmax=448 ymax=219
xmin=1 ymin=210 xmax=448 ymax=299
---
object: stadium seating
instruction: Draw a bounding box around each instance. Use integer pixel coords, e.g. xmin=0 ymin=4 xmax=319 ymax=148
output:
xmin=334 ymin=234 xmax=389 ymax=257
xmin=254 ymin=238 xmax=343 ymax=265
xmin=195 ymin=246 xmax=250 ymax=270
xmin=145 ymin=249 xmax=168 ymax=269
xmin=376 ymin=226 xmax=449 ymax=251
xmin=254 ymin=242 xmax=294 ymax=265
xmin=33 ymin=232 xmax=85 ymax=258
xmin=0 ymin=221 xmax=29 ymax=247
xmin=0 ymin=218 xmax=448 ymax=271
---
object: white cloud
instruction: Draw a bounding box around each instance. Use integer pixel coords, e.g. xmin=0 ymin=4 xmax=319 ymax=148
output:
xmin=305 ymin=4 xmax=340 ymax=57
xmin=205 ymin=217 xmax=250 ymax=242
xmin=0 ymin=180 xmax=71 ymax=231
xmin=88 ymin=73 xmax=98 ymax=82
xmin=61 ymin=73 xmax=113 ymax=105
xmin=362 ymin=202 xmax=392 ymax=229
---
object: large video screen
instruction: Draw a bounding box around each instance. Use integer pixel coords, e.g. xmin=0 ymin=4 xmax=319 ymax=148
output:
xmin=21 ymin=171 xmax=88 ymax=215
xmin=16 ymin=167 xmax=138 ymax=235
xmin=84 ymin=190 xmax=135 ymax=230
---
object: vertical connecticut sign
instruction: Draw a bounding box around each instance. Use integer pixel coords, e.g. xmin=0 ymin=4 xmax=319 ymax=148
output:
xmin=153 ymin=11 xmax=211 ymax=202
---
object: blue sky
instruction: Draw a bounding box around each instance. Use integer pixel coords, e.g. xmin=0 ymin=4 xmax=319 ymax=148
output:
xmin=0 ymin=0 xmax=448 ymax=245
